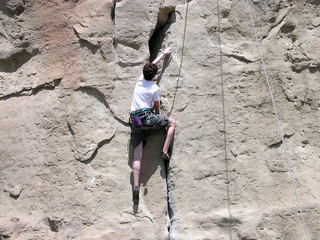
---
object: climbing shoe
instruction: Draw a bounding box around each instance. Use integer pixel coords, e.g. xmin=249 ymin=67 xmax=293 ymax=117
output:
xmin=133 ymin=186 xmax=139 ymax=204
xmin=161 ymin=152 xmax=171 ymax=161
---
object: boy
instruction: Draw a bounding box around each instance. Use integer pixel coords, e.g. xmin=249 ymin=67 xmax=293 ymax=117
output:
xmin=130 ymin=47 xmax=175 ymax=204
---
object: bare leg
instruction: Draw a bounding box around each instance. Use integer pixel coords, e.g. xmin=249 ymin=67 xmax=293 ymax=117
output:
xmin=132 ymin=142 xmax=143 ymax=187
xmin=162 ymin=118 xmax=175 ymax=154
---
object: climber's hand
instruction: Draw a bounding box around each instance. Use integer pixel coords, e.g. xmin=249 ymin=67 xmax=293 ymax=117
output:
xmin=163 ymin=47 xmax=172 ymax=55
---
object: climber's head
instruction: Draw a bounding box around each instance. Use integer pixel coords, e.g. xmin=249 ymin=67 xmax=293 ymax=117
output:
xmin=143 ymin=62 xmax=158 ymax=81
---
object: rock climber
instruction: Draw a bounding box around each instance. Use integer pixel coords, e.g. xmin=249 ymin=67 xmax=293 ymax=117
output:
xmin=130 ymin=47 xmax=175 ymax=204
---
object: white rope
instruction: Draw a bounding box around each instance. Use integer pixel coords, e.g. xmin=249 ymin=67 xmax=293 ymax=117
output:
xmin=244 ymin=1 xmax=310 ymax=239
xmin=171 ymin=2 xmax=187 ymax=60
xmin=167 ymin=0 xmax=188 ymax=116
xmin=217 ymin=1 xmax=233 ymax=237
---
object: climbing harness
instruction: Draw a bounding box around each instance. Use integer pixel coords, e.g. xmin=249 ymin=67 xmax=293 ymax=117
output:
xmin=129 ymin=108 xmax=151 ymax=128
xmin=130 ymin=107 xmax=150 ymax=116
xmin=244 ymin=1 xmax=310 ymax=239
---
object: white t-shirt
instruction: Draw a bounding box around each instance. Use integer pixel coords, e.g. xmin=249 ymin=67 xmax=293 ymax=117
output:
xmin=131 ymin=74 xmax=160 ymax=111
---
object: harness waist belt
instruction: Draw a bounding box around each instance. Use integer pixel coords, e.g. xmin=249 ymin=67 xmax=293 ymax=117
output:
xmin=130 ymin=108 xmax=151 ymax=117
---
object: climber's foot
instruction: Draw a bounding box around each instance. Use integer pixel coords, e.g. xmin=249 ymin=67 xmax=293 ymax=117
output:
xmin=133 ymin=186 xmax=139 ymax=204
xmin=161 ymin=152 xmax=171 ymax=161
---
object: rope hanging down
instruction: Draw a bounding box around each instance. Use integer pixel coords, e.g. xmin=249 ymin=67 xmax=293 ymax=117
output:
xmin=217 ymin=0 xmax=233 ymax=239
xmin=168 ymin=0 xmax=189 ymax=117
xmin=217 ymin=0 xmax=233 ymax=233
xmin=244 ymin=1 xmax=310 ymax=239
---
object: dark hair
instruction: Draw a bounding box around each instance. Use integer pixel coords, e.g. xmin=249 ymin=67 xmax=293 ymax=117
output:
xmin=143 ymin=62 xmax=158 ymax=80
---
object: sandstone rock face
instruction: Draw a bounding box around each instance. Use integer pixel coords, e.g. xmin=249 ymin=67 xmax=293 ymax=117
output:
xmin=0 ymin=0 xmax=319 ymax=239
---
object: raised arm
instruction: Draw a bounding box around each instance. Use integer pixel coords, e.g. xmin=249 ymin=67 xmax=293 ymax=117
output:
xmin=152 ymin=47 xmax=173 ymax=65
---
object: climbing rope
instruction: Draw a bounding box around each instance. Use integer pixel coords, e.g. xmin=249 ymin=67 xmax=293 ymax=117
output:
xmin=167 ymin=0 xmax=189 ymax=117
xmin=217 ymin=2 xmax=234 ymax=239
xmin=217 ymin=0 xmax=233 ymax=232
xmin=244 ymin=1 xmax=310 ymax=239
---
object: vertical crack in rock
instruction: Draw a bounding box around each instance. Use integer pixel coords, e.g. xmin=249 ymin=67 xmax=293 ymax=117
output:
xmin=165 ymin=160 xmax=174 ymax=239
xmin=148 ymin=6 xmax=176 ymax=238
xmin=149 ymin=6 xmax=176 ymax=62
xmin=111 ymin=0 xmax=116 ymax=23
xmin=111 ymin=0 xmax=116 ymax=54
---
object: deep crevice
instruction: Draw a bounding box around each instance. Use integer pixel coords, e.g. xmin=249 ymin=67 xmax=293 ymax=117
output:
xmin=165 ymin=161 xmax=173 ymax=238
xmin=111 ymin=0 xmax=116 ymax=23
xmin=164 ymin=140 xmax=175 ymax=239
xmin=149 ymin=7 xmax=176 ymax=62
xmin=148 ymin=6 xmax=177 ymax=239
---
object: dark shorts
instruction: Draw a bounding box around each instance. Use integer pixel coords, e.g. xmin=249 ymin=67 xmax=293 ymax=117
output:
xmin=130 ymin=112 xmax=169 ymax=148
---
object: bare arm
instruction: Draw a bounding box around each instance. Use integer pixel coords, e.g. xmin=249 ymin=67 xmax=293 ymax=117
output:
xmin=153 ymin=101 xmax=160 ymax=114
xmin=152 ymin=47 xmax=173 ymax=65
xmin=151 ymin=47 xmax=172 ymax=114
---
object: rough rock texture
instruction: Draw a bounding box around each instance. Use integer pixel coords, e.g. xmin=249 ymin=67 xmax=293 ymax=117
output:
xmin=0 ymin=0 xmax=319 ymax=239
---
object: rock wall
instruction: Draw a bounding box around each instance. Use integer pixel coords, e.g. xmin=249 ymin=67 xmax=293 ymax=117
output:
xmin=0 ymin=0 xmax=319 ymax=239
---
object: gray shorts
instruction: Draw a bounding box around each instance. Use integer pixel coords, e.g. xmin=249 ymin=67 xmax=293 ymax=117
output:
xmin=130 ymin=113 xmax=169 ymax=148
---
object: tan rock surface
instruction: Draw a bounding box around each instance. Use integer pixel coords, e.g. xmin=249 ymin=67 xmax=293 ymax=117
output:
xmin=0 ymin=0 xmax=319 ymax=239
